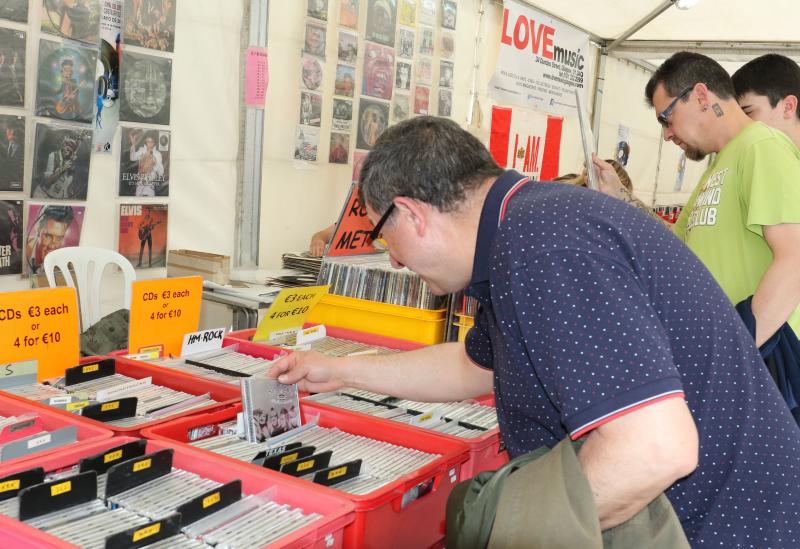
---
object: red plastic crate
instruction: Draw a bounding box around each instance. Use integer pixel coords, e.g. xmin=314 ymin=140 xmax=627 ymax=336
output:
xmin=142 ymin=402 xmax=471 ymax=549
xmin=227 ymin=324 xmax=425 ymax=352
xmin=0 ymin=393 xmax=111 ymax=470
xmin=0 ymin=437 xmax=354 ymax=549
xmin=3 ymin=356 xmax=241 ymax=437
xmin=303 ymin=393 xmax=508 ymax=479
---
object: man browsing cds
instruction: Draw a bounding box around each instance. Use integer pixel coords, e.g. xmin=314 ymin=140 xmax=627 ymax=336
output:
xmin=269 ymin=116 xmax=800 ymax=547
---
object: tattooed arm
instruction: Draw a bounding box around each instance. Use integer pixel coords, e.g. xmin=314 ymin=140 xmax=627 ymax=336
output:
xmin=591 ymin=154 xmax=670 ymax=226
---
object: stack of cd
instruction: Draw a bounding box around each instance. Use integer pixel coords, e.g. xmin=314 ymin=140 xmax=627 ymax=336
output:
xmin=1 ymin=383 xmax=68 ymax=401
xmin=191 ymin=424 xmax=440 ymax=495
xmin=180 ymin=347 xmax=283 ymax=380
xmin=319 ymin=255 xmax=446 ymax=310
xmin=277 ymin=334 xmax=401 ymax=357
xmin=25 ymin=502 xmax=148 ymax=549
xmin=306 ymin=388 xmax=498 ymax=438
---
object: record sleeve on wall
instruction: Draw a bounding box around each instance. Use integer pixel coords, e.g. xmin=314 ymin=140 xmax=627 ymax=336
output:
xmin=0 ymin=28 xmax=26 ymax=108
xmin=25 ymin=203 xmax=85 ymax=275
xmin=118 ymin=203 xmax=168 ymax=268
xmin=307 ymin=0 xmax=329 ymax=20
xmin=0 ymin=115 xmax=24 ymax=192
xmin=332 ymin=98 xmax=352 ymax=132
xmin=31 ymin=123 xmax=92 ymax=200
xmin=337 ymin=31 xmax=358 ymax=64
xmin=442 ymin=0 xmax=457 ymax=29
xmin=36 ymin=39 xmax=97 ymax=123
xmin=123 ymin=0 xmax=177 ymax=52
xmin=438 ymin=88 xmax=452 ymax=117
xmin=302 ymin=55 xmax=324 ymax=91
xmin=304 ymin=21 xmax=326 ymax=59
xmin=329 ymin=132 xmax=350 ymax=164
xmin=119 ymin=127 xmax=170 ymax=197
xmin=299 ymin=91 xmax=322 ymax=126
xmin=356 ymin=98 xmax=389 ymax=150
xmin=40 ymin=0 xmax=101 ymax=44
xmin=92 ymin=0 xmax=122 ymax=154
xmin=0 ymin=200 xmax=23 ymax=276
xmin=365 ymin=0 xmax=397 ymax=47
xmin=119 ymin=50 xmax=172 ymax=125
xmin=397 ymin=28 xmax=414 ymax=58
xmin=362 ymin=43 xmax=394 ymax=100
xmin=392 ymin=92 xmax=409 ymax=121
xmin=398 ymin=0 xmax=416 ymax=27
xmin=294 ymin=125 xmax=320 ymax=162
xmin=339 ymin=0 xmax=359 ymax=29
xmin=0 ymin=1 xmax=28 ymax=23
xmin=414 ymin=85 xmax=430 ymax=114
xmin=334 ymin=64 xmax=355 ymax=97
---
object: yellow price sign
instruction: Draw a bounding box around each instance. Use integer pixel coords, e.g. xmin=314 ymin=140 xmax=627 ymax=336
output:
xmin=254 ymin=285 xmax=330 ymax=342
xmin=129 ymin=277 xmax=202 ymax=357
xmin=0 ymin=287 xmax=79 ymax=381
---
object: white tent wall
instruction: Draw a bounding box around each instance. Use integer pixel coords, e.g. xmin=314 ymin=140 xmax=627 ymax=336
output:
xmin=258 ymin=1 xmax=599 ymax=268
xmin=0 ymin=1 xmax=243 ymax=307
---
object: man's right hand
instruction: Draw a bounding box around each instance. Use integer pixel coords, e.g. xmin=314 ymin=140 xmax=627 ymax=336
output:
xmin=266 ymin=350 xmax=345 ymax=393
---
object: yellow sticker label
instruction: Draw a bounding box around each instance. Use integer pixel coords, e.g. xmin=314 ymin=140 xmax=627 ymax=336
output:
xmin=132 ymin=523 xmax=161 ymax=542
xmin=280 ymin=452 xmax=299 ymax=465
xmin=82 ymin=363 xmax=99 ymax=373
xmin=0 ymin=479 xmax=20 ymax=493
xmin=104 ymin=450 xmax=123 ymax=464
xmin=297 ymin=459 xmax=315 ymax=472
xmin=50 ymin=481 xmax=71 ymax=496
xmin=202 ymin=492 xmax=221 ymax=508
xmin=302 ymin=327 xmax=319 ymax=335
xmin=328 ymin=466 xmax=348 ymax=480
xmin=133 ymin=459 xmax=152 ymax=472
xmin=419 ymin=413 xmax=433 ymax=421
xmin=66 ymin=400 xmax=89 ymax=411
xmin=101 ymin=401 xmax=120 ymax=412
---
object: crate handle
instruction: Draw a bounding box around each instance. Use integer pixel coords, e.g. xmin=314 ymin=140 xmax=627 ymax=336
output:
xmin=390 ymin=472 xmax=443 ymax=512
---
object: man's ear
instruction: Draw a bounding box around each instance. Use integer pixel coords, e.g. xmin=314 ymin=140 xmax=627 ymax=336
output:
xmin=782 ymin=95 xmax=798 ymax=120
xmin=694 ymin=82 xmax=711 ymax=108
xmin=393 ymin=196 xmax=428 ymax=236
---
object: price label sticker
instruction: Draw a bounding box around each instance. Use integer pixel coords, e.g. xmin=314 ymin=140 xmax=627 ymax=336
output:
xmin=253 ymin=285 xmax=329 ymax=342
xmin=296 ymin=324 xmax=326 ymax=345
xmin=0 ymin=288 xmax=79 ymax=381
xmin=181 ymin=327 xmax=225 ymax=357
xmin=129 ymin=277 xmax=202 ymax=358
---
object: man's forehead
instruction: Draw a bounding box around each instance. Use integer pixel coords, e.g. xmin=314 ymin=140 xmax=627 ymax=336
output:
xmin=652 ymin=83 xmax=673 ymax=108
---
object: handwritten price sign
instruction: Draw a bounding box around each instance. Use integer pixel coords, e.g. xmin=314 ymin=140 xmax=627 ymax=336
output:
xmin=0 ymin=287 xmax=80 ymax=381
xmin=129 ymin=276 xmax=202 ymax=357
xmin=254 ymin=285 xmax=329 ymax=342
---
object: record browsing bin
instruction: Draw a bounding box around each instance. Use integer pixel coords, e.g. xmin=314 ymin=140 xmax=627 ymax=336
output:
xmin=0 ymin=437 xmax=355 ymax=549
xmin=142 ymin=403 xmax=471 ymax=549
xmin=306 ymin=294 xmax=447 ymax=344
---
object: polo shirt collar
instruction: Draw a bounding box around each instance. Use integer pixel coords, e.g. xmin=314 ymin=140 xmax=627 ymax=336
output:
xmin=466 ymin=170 xmax=530 ymax=300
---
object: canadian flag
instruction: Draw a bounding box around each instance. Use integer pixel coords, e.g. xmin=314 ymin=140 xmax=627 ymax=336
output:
xmin=489 ymin=106 xmax=563 ymax=180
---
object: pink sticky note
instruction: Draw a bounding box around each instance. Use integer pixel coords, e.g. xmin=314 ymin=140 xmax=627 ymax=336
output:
xmin=245 ymin=47 xmax=269 ymax=108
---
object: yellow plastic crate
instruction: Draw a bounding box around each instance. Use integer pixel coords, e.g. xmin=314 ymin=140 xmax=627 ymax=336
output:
xmin=455 ymin=313 xmax=475 ymax=342
xmin=307 ymin=294 xmax=447 ymax=345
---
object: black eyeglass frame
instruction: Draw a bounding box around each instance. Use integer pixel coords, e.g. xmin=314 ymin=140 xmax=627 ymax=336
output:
xmin=656 ymin=85 xmax=696 ymax=128
xmin=368 ymin=202 xmax=396 ymax=244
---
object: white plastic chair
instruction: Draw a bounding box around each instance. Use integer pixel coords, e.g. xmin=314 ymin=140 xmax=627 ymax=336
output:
xmin=43 ymin=246 xmax=137 ymax=331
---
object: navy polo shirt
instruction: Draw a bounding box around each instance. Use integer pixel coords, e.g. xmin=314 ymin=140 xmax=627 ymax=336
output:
xmin=465 ymin=170 xmax=800 ymax=547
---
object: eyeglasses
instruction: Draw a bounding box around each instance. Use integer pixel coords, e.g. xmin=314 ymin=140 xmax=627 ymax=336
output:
xmin=657 ymin=85 xmax=695 ymax=128
xmin=368 ymin=202 xmax=395 ymax=251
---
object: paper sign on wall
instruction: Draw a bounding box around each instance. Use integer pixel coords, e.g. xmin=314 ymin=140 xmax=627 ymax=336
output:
xmin=245 ymin=47 xmax=269 ymax=108
xmin=129 ymin=276 xmax=202 ymax=358
xmin=326 ymin=183 xmax=380 ymax=257
xmin=253 ymin=285 xmax=330 ymax=342
xmin=0 ymin=288 xmax=80 ymax=381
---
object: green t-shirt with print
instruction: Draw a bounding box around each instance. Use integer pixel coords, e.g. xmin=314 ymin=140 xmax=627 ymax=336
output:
xmin=673 ymin=122 xmax=800 ymax=334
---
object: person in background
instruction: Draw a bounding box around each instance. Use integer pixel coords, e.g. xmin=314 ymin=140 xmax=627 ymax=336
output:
xmin=732 ymin=54 xmax=800 ymax=149
xmin=309 ymin=223 xmax=334 ymax=256
xmin=594 ymin=51 xmax=800 ymax=347
xmin=270 ymin=116 xmax=800 ymax=546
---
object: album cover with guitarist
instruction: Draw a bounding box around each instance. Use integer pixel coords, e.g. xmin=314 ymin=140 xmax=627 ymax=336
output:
xmin=118 ymin=203 xmax=167 ymax=269
xmin=31 ymin=122 xmax=92 ymax=200
xmin=35 ymin=38 xmax=97 ymax=123
xmin=119 ymin=127 xmax=170 ymax=196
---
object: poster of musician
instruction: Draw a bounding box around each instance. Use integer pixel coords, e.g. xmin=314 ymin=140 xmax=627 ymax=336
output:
xmin=0 ymin=1 xmax=28 ymax=23
xmin=0 ymin=28 xmax=26 ymax=108
xmin=119 ymin=127 xmax=170 ymax=197
xmin=25 ymin=203 xmax=85 ymax=275
xmin=123 ymin=0 xmax=177 ymax=52
xmin=118 ymin=203 xmax=168 ymax=269
xmin=0 ymin=200 xmax=23 ymax=276
xmin=119 ymin=50 xmax=172 ymax=125
xmin=41 ymin=0 xmax=101 ymax=44
xmin=35 ymin=39 xmax=97 ymax=123
xmin=92 ymin=0 xmax=122 ymax=154
xmin=0 ymin=115 xmax=24 ymax=192
xmin=365 ymin=0 xmax=397 ymax=47
xmin=31 ymin=122 xmax=92 ymax=200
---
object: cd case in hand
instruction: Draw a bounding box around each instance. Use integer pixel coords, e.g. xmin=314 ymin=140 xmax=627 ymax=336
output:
xmin=241 ymin=378 xmax=301 ymax=443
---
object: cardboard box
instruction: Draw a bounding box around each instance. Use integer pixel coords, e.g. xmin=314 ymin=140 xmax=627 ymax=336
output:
xmin=167 ymin=249 xmax=230 ymax=284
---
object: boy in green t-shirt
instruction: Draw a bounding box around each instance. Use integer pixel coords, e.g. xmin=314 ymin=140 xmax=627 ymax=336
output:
xmin=594 ymin=52 xmax=800 ymax=345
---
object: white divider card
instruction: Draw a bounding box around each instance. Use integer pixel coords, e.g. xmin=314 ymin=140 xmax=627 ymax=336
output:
xmin=295 ymin=325 xmax=326 ymax=346
xmin=0 ymin=359 xmax=38 ymax=390
xmin=575 ymin=88 xmax=598 ymax=191
xmin=181 ymin=328 xmax=226 ymax=357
